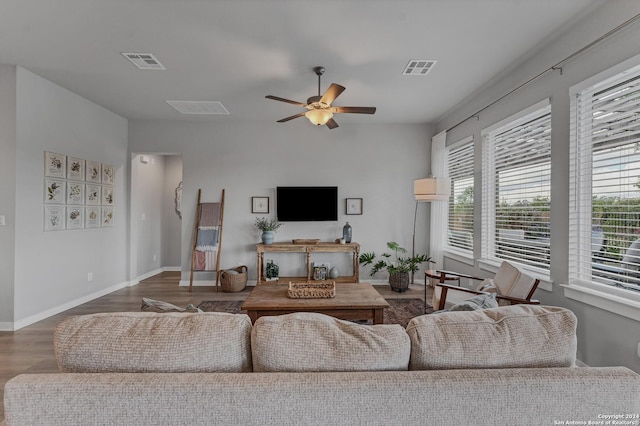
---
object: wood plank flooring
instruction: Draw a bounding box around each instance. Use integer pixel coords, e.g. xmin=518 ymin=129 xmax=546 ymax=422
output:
xmin=0 ymin=271 xmax=430 ymax=421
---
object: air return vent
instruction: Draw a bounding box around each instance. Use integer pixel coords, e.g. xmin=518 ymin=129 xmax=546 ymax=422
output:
xmin=403 ymin=59 xmax=437 ymax=76
xmin=166 ymin=101 xmax=230 ymax=115
xmin=121 ymin=53 xmax=166 ymax=70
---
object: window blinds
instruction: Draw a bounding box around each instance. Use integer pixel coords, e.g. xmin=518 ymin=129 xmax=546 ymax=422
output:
xmin=482 ymin=103 xmax=552 ymax=270
xmin=570 ymin=70 xmax=640 ymax=293
xmin=447 ymin=138 xmax=474 ymax=252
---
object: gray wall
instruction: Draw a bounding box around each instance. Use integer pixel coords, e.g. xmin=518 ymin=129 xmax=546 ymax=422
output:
xmin=0 ymin=65 xmax=17 ymax=327
xmin=163 ymin=155 xmax=182 ymax=268
xmin=12 ymin=67 xmax=129 ymax=328
xmin=129 ymin=121 xmax=433 ymax=284
xmin=436 ymin=2 xmax=640 ymax=372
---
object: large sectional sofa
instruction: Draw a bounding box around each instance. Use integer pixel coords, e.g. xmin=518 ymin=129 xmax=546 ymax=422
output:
xmin=4 ymin=305 xmax=640 ymax=425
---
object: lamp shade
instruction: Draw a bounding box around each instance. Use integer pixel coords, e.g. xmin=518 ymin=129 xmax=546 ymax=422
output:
xmin=414 ymin=177 xmax=451 ymax=202
xmin=305 ymin=109 xmax=333 ymax=126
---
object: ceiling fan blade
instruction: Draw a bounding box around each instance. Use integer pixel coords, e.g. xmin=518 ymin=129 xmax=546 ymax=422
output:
xmin=277 ymin=112 xmax=306 ymax=123
xmin=326 ymin=118 xmax=339 ymax=129
xmin=330 ymin=106 xmax=376 ymax=114
xmin=319 ymin=83 xmax=346 ymax=105
xmin=265 ymin=95 xmax=306 ymax=107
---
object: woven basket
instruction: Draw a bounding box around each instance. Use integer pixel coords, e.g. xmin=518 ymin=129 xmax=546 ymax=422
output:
xmin=288 ymin=281 xmax=336 ymax=299
xmin=220 ymin=265 xmax=248 ymax=293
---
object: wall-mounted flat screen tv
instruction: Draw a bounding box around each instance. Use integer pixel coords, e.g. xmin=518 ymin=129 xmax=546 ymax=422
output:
xmin=276 ymin=186 xmax=338 ymax=222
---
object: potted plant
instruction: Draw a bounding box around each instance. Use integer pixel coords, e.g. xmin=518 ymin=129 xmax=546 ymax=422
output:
xmin=255 ymin=217 xmax=283 ymax=245
xmin=359 ymin=241 xmax=430 ymax=293
xmin=265 ymin=259 xmax=279 ymax=281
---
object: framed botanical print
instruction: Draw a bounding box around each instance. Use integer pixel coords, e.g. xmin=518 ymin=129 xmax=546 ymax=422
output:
xmin=66 ymin=181 xmax=84 ymax=205
xmin=44 ymin=178 xmax=66 ymax=204
xmin=346 ymin=198 xmax=363 ymax=215
xmin=67 ymin=157 xmax=85 ymax=181
xmin=66 ymin=207 xmax=84 ymax=230
xmin=102 ymin=164 xmax=114 ymax=184
xmin=85 ymin=184 xmax=101 ymax=206
xmin=102 ymin=207 xmax=114 ymax=227
xmin=44 ymin=152 xmax=66 ymax=178
xmin=86 ymin=160 xmax=101 ymax=183
xmin=102 ymin=186 xmax=114 ymax=206
xmin=85 ymin=207 xmax=100 ymax=228
xmin=44 ymin=205 xmax=65 ymax=231
xmin=252 ymin=196 xmax=269 ymax=213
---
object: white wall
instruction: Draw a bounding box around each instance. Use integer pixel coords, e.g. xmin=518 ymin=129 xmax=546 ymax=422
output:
xmin=435 ymin=2 xmax=640 ymax=372
xmin=0 ymin=65 xmax=17 ymax=327
xmin=13 ymin=67 xmax=129 ymax=327
xmin=129 ymin=121 xmax=433 ymax=283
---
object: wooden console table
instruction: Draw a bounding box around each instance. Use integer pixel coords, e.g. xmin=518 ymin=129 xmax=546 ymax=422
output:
xmin=256 ymin=242 xmax=360 ymax=285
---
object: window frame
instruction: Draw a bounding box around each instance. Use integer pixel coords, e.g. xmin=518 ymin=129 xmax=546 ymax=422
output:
xmin=480 ymin=99 xmax=552 ymax=278
xmin=566 ymin=53 xmax=640 ymax=320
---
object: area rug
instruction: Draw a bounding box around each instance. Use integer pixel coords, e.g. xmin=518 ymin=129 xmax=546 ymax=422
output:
xmin=197 ymin=298 xmax=433 ymax=328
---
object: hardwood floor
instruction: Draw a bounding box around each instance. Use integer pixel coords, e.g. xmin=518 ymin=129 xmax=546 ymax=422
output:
xmin=0 ymin=271 xmax=429 ymax=421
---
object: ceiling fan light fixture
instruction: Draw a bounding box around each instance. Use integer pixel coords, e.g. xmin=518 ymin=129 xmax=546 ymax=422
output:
xmin=305 ymin=109 xmax=333 ymax=126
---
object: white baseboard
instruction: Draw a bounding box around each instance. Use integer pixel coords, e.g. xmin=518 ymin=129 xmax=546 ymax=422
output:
xmin=0 ymin=321 xmax=14 ymax=331
xmin=162 ymin=266 xmax=181 ymax=272
xmin=136 ymin=268 xmax=165 ymax=282
xmin=11 ymin=279 xmax=136 ymax=331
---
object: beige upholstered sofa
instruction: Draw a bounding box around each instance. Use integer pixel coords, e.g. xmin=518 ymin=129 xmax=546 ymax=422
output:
xmin=4 ymin=305 xmax=640 ymax=426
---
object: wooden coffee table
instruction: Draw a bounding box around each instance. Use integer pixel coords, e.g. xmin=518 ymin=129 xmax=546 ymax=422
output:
xmin=241 ymin=282 xmax=389 ymax=324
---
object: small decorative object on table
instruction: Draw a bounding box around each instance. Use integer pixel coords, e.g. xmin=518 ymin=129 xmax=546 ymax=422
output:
xmin=220 ymin=265 xmax=248 ymax=292
xmin=288 ymin=281 xmax=336 ymax=299
xmin=343 ymin=222 xmax=352 ymax=243
xmin=292 ymin=239 xmax=320 ymax=245
xmin=265 ymin=260 xmax=279 ymax=281
xmin=255 ymin=217 xmax=283 ymax=245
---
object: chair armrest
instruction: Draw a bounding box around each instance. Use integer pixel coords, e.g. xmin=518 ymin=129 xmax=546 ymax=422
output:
xmin=495 ymin=294 xmax=540 ymax=305
xmin=435 ymin=283 xmax=490 ymax=310
xmin=435 ymin=270 xmax=484 ymax=281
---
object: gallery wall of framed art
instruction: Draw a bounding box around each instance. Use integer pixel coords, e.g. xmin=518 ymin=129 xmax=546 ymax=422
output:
xmin=43 ymin=151 xmax=115 ymax=231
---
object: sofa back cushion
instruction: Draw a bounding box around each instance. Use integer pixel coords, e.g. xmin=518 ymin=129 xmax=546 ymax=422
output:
xmin=251 ymin=312 xmax=410 ymax=372
xmin=54 ymin=312 xmax=252 ymax=373
xmin=406 ymin=305 xmax=577 ymax=370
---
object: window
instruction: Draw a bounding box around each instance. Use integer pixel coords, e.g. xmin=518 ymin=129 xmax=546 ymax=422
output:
xmin=447 ymin=137 xmax=474 ymax=252
xmin=481 ymin=100 xmax=552 ymax=271
xmin=570 ymin=64 xmax=640 ymax=296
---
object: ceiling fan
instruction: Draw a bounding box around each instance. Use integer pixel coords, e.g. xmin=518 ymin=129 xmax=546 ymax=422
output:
xmin=265 ymin=66 xmax=376 ymax=129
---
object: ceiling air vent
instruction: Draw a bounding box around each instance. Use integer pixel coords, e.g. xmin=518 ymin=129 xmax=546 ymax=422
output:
xmin=402 ymin=59 xmax=437 ymax=76
xmin=121 ymin=53 xmax=166 ymax=70
xmin=166 ymin=101 xmax=230 ymax=115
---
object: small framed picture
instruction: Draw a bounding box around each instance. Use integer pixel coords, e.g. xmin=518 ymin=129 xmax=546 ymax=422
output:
xmin=102 ymin=185 xmax=114 ymax=206
xmin=252 ymin=196 xmax=269 ymax=213
xmin=86 ymin=160 xmax=101 ymax=183
xmin=102 ymin=207 xmax=114 ymax=227
xmin=313 ymin=266 xmax=327 ymax=281
xmin=66 ymin=181 xmax=84 ymax=205
xmin=66 ymin=207 xmax=84 ymax=230
xmin=44 ymin=178 xmax=66 ymax=204
xmin=44 ymin=152 xmax=66 ymax=178
xmin=346 ymin=198 xmax=363 ymax=215
xmin=102 ymin=164 xmax=114 ymax=184
xmin=85 ymin=207 xmax=101 ymax=228
xmin=67 ymin=157 xmax=85 ymax=181
xmin=85 ymin=184 xmax=101 ymax=206
xmin=44 ymin=205 xmax=65 ymax=231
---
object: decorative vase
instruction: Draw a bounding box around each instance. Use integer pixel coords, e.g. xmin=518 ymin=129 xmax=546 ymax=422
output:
xmin=262 ymin=231 xmax=274 ymax=244
xmin=342 ymin=222 xmax=352 ymax=243
xmin=389 ymin=271 xmax=410 ymax=293
xmin=329 ymin=266 xmax=339 ymax=279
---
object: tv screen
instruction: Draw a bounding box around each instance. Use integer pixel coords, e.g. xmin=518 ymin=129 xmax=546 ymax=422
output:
xmin=277 ymin=186 xmax=338 ymax=222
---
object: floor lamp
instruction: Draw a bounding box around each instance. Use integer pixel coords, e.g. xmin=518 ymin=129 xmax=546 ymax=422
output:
xmin=411 ymin=177 xmax=451 ymax=283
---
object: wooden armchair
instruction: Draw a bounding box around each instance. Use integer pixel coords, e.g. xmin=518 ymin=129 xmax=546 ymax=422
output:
xmin=432 ymin=261 xmax=540 ymax=311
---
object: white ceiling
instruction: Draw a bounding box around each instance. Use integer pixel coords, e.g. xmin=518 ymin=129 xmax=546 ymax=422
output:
xmin=0 ymin=0 xmax=606 ymax=126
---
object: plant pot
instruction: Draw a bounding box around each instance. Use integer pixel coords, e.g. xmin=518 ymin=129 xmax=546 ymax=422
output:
xmin=389 ymin=271 xmax=410 ymax=293
xmin=261 ymin=231 xmax=274 ymax=244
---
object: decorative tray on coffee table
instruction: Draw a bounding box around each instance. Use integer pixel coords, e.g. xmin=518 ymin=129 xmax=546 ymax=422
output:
xmin=287 ymin=281 xmax=336 ymax=299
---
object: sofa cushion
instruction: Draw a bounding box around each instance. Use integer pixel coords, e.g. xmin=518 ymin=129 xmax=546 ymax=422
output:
xmin=54 ymin=312 xmax=253 ymax=373
xmin=251 ymin=312 xmax=410 ymax=372
xmin=406 ymin=305 xmax=577 ymax=370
